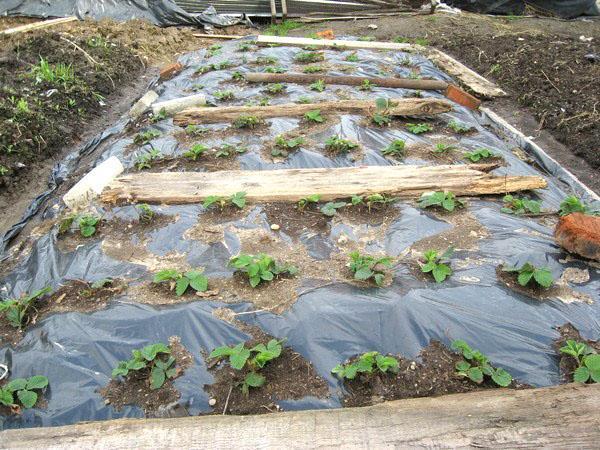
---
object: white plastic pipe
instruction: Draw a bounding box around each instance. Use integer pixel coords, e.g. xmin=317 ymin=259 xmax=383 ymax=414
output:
xmin=63 ymin=156 xmax=124 ymax=209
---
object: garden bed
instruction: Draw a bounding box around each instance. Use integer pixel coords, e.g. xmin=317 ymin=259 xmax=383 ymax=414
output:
xmin=0 ymin=36 xmax=598 ymax=430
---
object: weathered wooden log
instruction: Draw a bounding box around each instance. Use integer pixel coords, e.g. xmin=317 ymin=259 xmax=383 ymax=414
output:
xmin=244 ymin=72 xmax=449 ymax=90
xmin=0 ymin=16 xmax=78 ymax=35
xmin=100 ymin=165 xmax=547 ymax=205
xmin=173 ymin=98 xmax=452 ymax=126
xmin=2 ymin=384 xmax=598 ymax=449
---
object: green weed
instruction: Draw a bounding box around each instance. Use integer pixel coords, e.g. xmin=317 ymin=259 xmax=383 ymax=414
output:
xmin=345 ymin=52 xmax=359 ymax=62
xmin=265 ymin=20 xmax=302 ymax=36
xmin=214 ymin=90 xmax=235 ymax=101
xmin=263 ymin=66 xmax=285 ymax=73
xmin=216 ymin=143 xmax=247 ymax=158
xmin=298 ymin=194 xmax=321 ymax=210
xmin=31 ymin=57 xmax=75 ymax=87
xmin=320 ymin=201 xmax=346 ymax=217
xmin=137 ymin=204 xmax=154 ymax=222
xmin=272 ymin=135 xmax=304 ymax=157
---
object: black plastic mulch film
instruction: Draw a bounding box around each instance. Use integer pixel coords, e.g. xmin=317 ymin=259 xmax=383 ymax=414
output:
xmin=0 ymin=38 xmax=599 ymax=430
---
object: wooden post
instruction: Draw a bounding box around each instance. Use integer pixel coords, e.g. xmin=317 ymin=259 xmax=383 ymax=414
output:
xmin=244 ymin=72 xmax=449 ymax=91
xmin=281 ymin=0 xmax=288 ymax=19
xmin=270 ymin=0 xmax=277 ymax=24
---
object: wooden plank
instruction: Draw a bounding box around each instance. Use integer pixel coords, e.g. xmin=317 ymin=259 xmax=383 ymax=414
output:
xmin=0 ymin=16 xmax=78 ymax=35
xmin=244 ymin=72 xmax=449 ymax=90
xmin=100 ymin=165 xmax=547 ymax=205
xmin=2 ymin=384 xmax=598 ymax=449
xmin=173 ymin=98 xmax=452 ymax=126
xmin=255 ymin=35 xmax=505 ymax=98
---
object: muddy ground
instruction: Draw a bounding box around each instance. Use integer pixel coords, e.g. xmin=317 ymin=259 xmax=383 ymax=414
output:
xmin=0 ymin=12 xmax=598 ymax=240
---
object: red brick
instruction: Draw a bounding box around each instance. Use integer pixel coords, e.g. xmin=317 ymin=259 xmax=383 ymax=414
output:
xmin=159 ymin=62 xmax=183 ymax=81
xmin=554 ymin=213 xmax=600 ymax=261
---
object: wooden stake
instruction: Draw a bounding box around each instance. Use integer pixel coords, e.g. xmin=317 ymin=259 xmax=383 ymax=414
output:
xmin=173 ymin=98 xmax=452 ymax=126
xmin=101 ymin=165 xmax=546 ymax=205
xmin=0 ymin=16 xmax=78 ymax=35
xmin=244 ymin=72 xmax=448 ymax=91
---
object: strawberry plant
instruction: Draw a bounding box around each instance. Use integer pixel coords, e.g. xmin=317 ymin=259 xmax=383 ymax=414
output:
xmin=150 ymin=108 xmax=167 ymax=123
xmin=185 ymin=124 xmax=207 ymax=136
xmin=216 ymin=143 xmax=247 ymax=158
xmin=451 ymin=340 xmax=512 ymax=387
xmin=345 ymin=52 xmax=359 ymax=62
xmin=0 ymin=375 xmax=49 ymax=410
xmin=214 ymin=90 xmax=235 ymax=101
xmin=207 ymin=44 xmax=222 ymax=57
xmin=304 ymin=109 xmax=324 ymax=123
xmin=501 ymin=195 xmax=541 ymax=215
xmin=559 ymin=196 xmax=600 ymax=216
xmin=348 ymin=252 xmax=393 ymax=286
xmin=231 ymin=71 xmax=244 ymax=81
xmin=298 ymin=194 xmax=321 ymax=210
xmin=237 ymin=43 xmax=253 ymax=52
xmin=209 ymin=339 xmax=284 ymax=395
xmin=502 ymin=262 xmax=553 ymax=288
xmin=406 ymin=123 xmax=432 ymax=134
xmin=431 ymin=143 xmax=456 ymax=154
xmin=418 ymin=191 xmax=464 ymax=212
xmin=112 ymin=343 xmax=176 ymax=390
xmin=381 ymin=139 xmax=405 ymax=158
xmin=464 ymin=148 xmax=495 ymax=162
xmin=184 ymin=143 xmax=208 ymax=160
xmin=359 ymin=79 xmax=375 ymax=91
xmin=135 ymin=148 xmax=161 ymax=170
xmin=229 ymin=253 xmax=297 ymax=288
xmin=560 ymin=340 xmax=599 ymax=383
xmin=303 ymin=65 xmax=324 ymax=73
xmin=266 ymin=83 xmax=286 ymax=94
xmin=366 ymin=193 xmax=396 ymax=211
xmin=447 ymin=120 xmax=472 ymax=133
xmin=332 ymin=352 xmax=399 ymax=380
xmin=325 ymin=136 xmax=358 ymax=154
xmin=295 ymin=51 xmax=324 ymax=64
xmin=0 ymin=287 xmax=51 ymax=329
xmin=264 ymin=66 xmax=285 ymax=73
xmin=309 ymin=79 xmax=326 ymax=92
xmin=256 ymin=56 xmax=278 ymax=65
xmin=133 ymin=130 xmax=160 ymax=146
xmin=272 ymin=135 xmax=304 ymax=157
xmin=370 ymin=97 xmax=393 ymax=127
xmin=137 ymin=203 xmax=154 ymax=222
xmin=203 ymin=192 xmax=246 ymax=210
xmin=420 ymin=247 xmax=453 ymax=283
xmin=296 ymin=96 xmax=312 ymax=104
xmin=75 ymin=214 xmax=100 ymax=237
xmin=153 ymin=269 xmax=208 ymax=296
xmin=0 ymin=165 xmax=8 ymax=176
xmin=233 ymin=114 xmax=262 ymax=129
xmin=196 ymin=61 xmax=232 ymax=74
xmin=320 ymin=201 xmax=346 ymax=217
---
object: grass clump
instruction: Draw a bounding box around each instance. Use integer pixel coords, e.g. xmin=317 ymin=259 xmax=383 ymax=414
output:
xmin=265 ymin=20 xmax=303 ymax=36
xmin=31 ymin=57 xmax=75 ymax=88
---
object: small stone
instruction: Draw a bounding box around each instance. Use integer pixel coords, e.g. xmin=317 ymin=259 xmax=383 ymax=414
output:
xmin=104 ymin=399 xmax=111 ymax=405
xmin=271 ymin=224 xmax=280 ymax=231
xmin=368 ymin=24 xmax=378 ymax=30
xmin=208 ymin=398 xmax=217 ymax=406
xmin=337 ymin=235 xmax=348 ymax=244
xmin=409 ymin=361 xmax=416 ymax=370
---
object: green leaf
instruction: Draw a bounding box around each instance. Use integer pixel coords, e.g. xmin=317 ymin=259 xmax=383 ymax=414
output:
xmin=230 ymin=347 xmax=251 ymax=370
xmin=17 ymin=389 xmax=38 ymax=408
xmin=150 ymin=366 xmax=166 ymax=390
xmin=188 ymin=273 xmax=208 ymax=292
xmin=491 ymin=368 xmax=512 ymax=387
xmin=175 ymin=277 xmax=190 ymax=296
xmin=153 ymin=269 xmax=180 ymax=283
xmin=244 ymin=372 xmax=265 ymax=388
xmin=126 ymin=360 xmax=146 ymax=371
xmin=373 ymin=273 xmax=385 ymax=286
xmin=584 ymin=354 xmax=600 ymax=371
xmin=6 ymin=378 xmax=27 ymax=392
xmin=573 ymin=366 xmax=590 ymax=383
xmin=455 ymin=361 xmax=471 ymax=372
xmin=260 ymin=271 xmax=274 ymax=281
xmin=209 ymin=345 xmax=234 ymax=359
xmin=0 ymin=389 xmax=14 ymax=406
xmin=249 ymin=275 xmax=261 ymax=288
xmin=26 ymin=375 xmax=49 ymax=390
xmin=517 ymin=271 xmax=534 ymax=286
xmin=442 ymin=198 xmax=455 ymax=212
xmin=432 ymin=264 xmax=451 ymax=283
xmin=533 ymin=268 xmax=553 ymax=288
xmin=344 ymin=364 xmax=359 ymax=379
xmin=141 ymin=343 xmax=170 ymax=361
xmin=354 ymin=267 xmax=373 ymax=281
xmin=231 ymin=192 xmax=247 ymax=209
xmin=467 ymin=367 xmax=484 ymax=383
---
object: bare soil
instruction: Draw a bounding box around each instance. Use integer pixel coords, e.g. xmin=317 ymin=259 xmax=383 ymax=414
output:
xmin=99 ymin=336 xmax=193 ymax=414
xmin=0 ymin=279 xmax=125 ymax=347
xmin=339 ymin=340 xmax=524 ymax=408
xmin=203 ymin=320 xmax=328 ymax=415
xmin=554 ymin=323 xmax=600 ymax=383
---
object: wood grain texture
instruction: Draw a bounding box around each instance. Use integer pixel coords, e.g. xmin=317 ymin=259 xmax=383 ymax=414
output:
xmin=254 ymin=35 xmax=505 ymax=98
xmin=244 ymin=72 xmax=449 ymax=90
xmin=100 ymin=165 xmax=547 ymax=205
xmin=173 ymin=98 xmax=452 ymax=126
xmin=2 ymin=384 xmax=598 ymax=449
xmin=0 ymin=17 xmax=78 ymax=35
